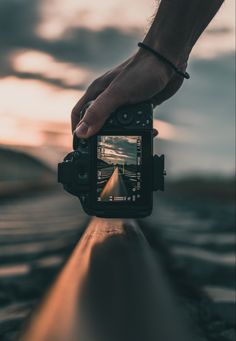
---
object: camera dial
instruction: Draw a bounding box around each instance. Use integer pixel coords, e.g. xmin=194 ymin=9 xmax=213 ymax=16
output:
xmin=116 ymin=110 xmax=134 ymax=125
xmin=58 ymin=102 xmax=165 ymax=218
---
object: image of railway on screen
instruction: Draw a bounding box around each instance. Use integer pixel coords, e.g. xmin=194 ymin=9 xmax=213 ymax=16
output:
xmin=97 ymin=136 xmax=142 ymax=202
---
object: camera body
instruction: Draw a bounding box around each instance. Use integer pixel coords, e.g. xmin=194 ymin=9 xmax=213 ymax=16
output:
xmin=58 ymin=102 xmax=165 ymax=218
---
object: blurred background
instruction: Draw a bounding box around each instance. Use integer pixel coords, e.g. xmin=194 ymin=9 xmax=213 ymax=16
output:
xmin=0 ymin=0 xmax=235 ymax=175
xmin=0 ymin=0 xmax=235 ymax=340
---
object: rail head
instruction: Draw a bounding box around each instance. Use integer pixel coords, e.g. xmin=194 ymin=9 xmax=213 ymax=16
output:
xmin=20 ymin=218 xmax=197 ymax=341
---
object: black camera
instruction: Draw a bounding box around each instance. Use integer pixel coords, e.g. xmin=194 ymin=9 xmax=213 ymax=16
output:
xmin=58 ymin=102 xmax=165 ymax=218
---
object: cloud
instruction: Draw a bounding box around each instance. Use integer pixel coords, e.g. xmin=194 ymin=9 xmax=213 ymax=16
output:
xmin=98 ymin=136 xmax=139 ymax=165
xmin=0 ymin=0 xmax=38 ymax=74
xmin=9 ymin=71 xmax=85 ymax=90
xmin=206 ymin=26 xmax=232 ymax=35
xmin=0 ymin=0 xmax=139 ymax=89
xmin=11 ymin=49 xmax=91 ymax=89
xmin=50 ymin=26 xmax=138 ymax=68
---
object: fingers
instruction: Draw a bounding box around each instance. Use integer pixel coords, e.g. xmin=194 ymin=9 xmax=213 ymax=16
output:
xmin=71 ymin=53 xmax=183 ymax=138
xmin=75 ymin=86 xmax=126 ymax=138
xmin=75 ymin=101 xmax=158 ymax=139
xmin=71 ymin=77 xmax=111 ymax=132
xmin=71 ymin=57 xmax=134 ymax=133
xmin=151 ymin=74 xmax=184 ymax=107
xmin=71 ymin=93 xmax=97 ymax=133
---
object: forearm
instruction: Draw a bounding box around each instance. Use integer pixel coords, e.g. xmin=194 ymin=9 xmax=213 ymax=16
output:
xmin=143 ymin=0 xmax=224 ymax=66
xmin=72 ymin=0 xmax=225 ymax=137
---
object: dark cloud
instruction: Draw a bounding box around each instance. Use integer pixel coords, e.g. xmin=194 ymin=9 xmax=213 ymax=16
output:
xmin=0 ymin=0 xmax=139 ymax=89
xmin=156 ymin=52 xmax=235 ymax=125
xmin=98 ymin=136 xmax=139 ymax=165
xmin=0 ymin=0 xmax=41 ymax=46
xmin=9 ymin=71 xmax=85 ymax=90
xmin=44 ymin=27 xmax=138 ymax=69
xmin=0 ymin=0 xmax=41 ymax=75
xmin=206 ymin=26 xmax=232 ymax=35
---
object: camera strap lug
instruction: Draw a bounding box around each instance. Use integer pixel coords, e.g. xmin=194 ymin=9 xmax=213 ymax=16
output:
xmin=58 ymin=161 xmax=74 ymax=184
xmin=58 ymin=151 xmax=89 ymax=196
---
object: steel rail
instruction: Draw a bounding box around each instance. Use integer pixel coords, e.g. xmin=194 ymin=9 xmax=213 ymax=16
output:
xmin=20 ymin=218 xmax=196 ymax=341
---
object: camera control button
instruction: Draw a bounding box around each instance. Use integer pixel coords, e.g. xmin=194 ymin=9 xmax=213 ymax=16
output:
xmin=117 ymin=111 xmax=134 ymax=125
xmin=78 ymin=139 xmax=88 ymax=148
xmin=137 ymin=110 xmax=143 ymax=116
xmin=108 ymin=117 xmax=118 ymax=126
xmin=73 ymin=151 xmax=81 ymax=159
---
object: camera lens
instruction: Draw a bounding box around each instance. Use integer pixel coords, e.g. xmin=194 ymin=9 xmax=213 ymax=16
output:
xmin=117 ymin=110 xmax=134 ymax=125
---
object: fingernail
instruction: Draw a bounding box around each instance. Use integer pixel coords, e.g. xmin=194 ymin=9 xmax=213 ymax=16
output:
xmin=75 ymin=122 xmax=89 ymax=137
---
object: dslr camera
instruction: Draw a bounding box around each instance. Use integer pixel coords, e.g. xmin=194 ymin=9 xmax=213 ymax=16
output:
xmin=58 ymin=102 xmax=165 ymax=218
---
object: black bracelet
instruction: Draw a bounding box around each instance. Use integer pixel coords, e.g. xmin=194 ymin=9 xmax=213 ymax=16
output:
xmin=138 ymin=42 xmax=190 ymax=79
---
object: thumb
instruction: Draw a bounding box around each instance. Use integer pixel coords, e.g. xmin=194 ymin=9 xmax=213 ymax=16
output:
xmin=75 ymin=87 xmax=125 ymax=138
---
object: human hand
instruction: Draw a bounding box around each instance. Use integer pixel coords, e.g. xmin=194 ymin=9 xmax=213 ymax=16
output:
xmin=71 ymin=51 xmax=186 ymax=138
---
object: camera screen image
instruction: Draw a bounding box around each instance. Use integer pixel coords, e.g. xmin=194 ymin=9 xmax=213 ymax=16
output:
xmin=97 ymin=136 xmax=142 ymax=202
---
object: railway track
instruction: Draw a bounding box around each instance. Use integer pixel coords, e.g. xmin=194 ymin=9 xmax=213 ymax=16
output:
xmin=0 ymin=189 xmax=88 ymax=341
xmin=0 ymin=188 xmax=235 ymax=341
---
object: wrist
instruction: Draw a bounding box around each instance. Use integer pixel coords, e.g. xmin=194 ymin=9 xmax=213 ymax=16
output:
xmin=142 ymin=0 xmax=192 ymax=69
xmin=138 ymin=42 xmax=189 ymax=79
xmin=143 ymin=36 xmax=189 ymax=71
xmin=134 ymin=47 xmax=176 ymax=83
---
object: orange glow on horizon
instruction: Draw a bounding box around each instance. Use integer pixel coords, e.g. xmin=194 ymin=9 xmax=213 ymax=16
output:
xmin=0 ymin=0 xmax=235 ymax=151
xmin=153 ymin=119 xmax=176 ymax=140
xmin=0 ymin=77 xmax=82 ymax=123
xmin=0 ymin=76 xmax=181 ymax=148
xmin=12 ymin=50 xmax=91 ymax=87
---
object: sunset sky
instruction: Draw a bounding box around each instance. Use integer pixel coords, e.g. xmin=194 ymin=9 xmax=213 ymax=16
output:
xmin=98 ymin=136 xmax=139 ymax=165
xmin=0 ymin=0 xmax=235 ymax=175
